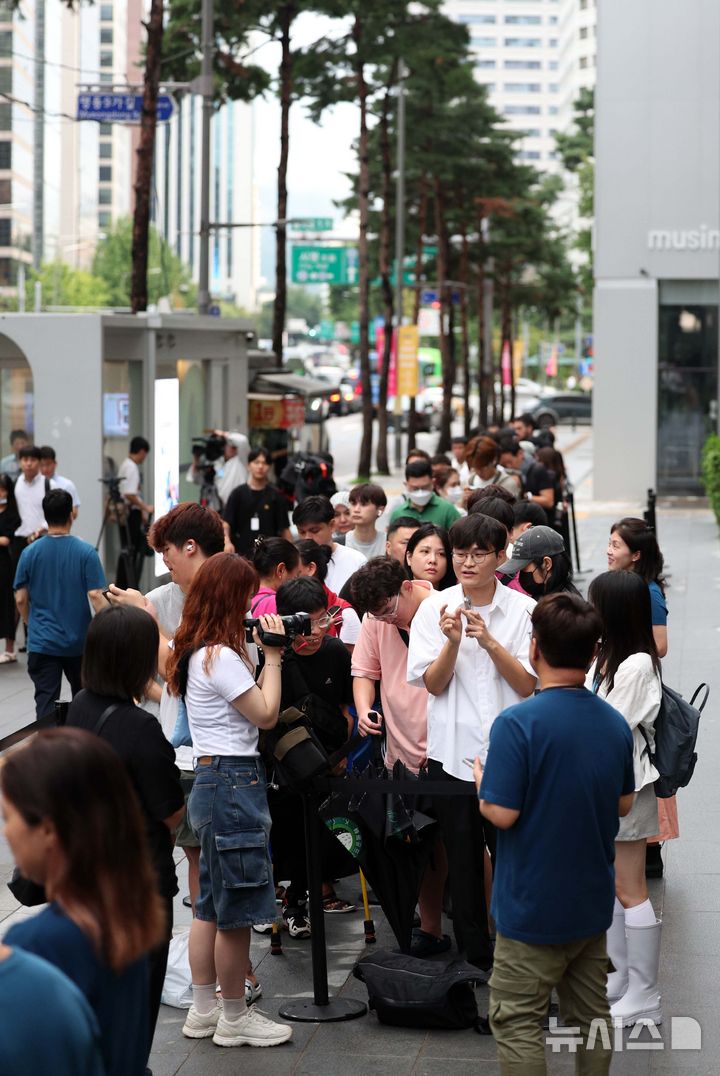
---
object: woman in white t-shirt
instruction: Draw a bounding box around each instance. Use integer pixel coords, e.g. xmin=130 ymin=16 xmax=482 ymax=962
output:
xmin=166 ymin=553 xmax=292 ymax=1050
xmin=587 ymin=570 xmax=663 ymax=1029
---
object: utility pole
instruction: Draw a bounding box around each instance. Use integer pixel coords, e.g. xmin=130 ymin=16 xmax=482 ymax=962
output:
xmin=393 ymin=59 xmax=407 ymax=471
xmin=197 ymin=0 xmax=213 ymax=315
xmin=32 ymin=0 xmax=45 ymax=270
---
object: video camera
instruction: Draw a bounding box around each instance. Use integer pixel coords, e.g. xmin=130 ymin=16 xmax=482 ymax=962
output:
xmin=244 ymin=612 xmax=312 ymax=648
xmin=191 ymin=433 xmax=227 ymax=467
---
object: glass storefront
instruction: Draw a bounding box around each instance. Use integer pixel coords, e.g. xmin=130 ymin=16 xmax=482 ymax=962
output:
xmin=658 ymin=301 xmax=718 ymax=494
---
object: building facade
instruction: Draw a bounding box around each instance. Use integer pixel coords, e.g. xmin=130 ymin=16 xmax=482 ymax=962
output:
xmin=593 ymin=0 xmax=719 ymax=499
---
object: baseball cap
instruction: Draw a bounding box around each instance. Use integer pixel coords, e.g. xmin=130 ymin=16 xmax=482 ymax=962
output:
xmin=499 ymin=525 xmax=566 ymax=575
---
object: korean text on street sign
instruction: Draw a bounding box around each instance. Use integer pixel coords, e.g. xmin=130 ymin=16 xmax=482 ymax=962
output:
xmin=290 ymin=218 xmax=333 ymax=232
xmin=291 ymin=245 xmax=358 ymax=285
xmin=77 ymin=93 xmax=174 ymax=123
xmin=396 ymin=325 xmax=419 ymax=396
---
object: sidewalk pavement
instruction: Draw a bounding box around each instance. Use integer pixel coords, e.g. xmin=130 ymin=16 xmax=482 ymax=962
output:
xmin=0 ymin=449 xmax=718 ymax=1074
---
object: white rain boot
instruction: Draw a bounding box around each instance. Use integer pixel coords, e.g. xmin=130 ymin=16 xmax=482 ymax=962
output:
xmin=606 ymin=905 xmax=628 ymax=1002
xmin=610 ymin=919 xmax=662 ymax=1028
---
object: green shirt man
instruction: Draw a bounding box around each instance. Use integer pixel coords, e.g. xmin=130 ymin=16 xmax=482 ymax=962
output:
xmin=389 ymin=461 xmax=462 ymax=529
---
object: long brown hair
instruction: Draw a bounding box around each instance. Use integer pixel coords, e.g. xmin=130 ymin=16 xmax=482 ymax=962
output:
xmin=1 ymin=728 xmax=165 ymax=971
xmin=167 ymin=552 xmax=258 ymax=693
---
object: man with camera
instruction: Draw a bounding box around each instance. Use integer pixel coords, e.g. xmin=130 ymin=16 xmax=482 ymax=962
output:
xmin=188 ymin=429 xmax=249 ymax=511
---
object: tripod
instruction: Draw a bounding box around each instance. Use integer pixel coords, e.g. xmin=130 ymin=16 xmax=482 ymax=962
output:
xmin=95 ymin=478 xmax=139 ymax=589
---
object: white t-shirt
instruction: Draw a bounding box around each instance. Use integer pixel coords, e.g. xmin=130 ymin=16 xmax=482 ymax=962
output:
xmin=339 ymin=605 xmax=361 ymax=646
xmin=185 ymin=645 xmax=258 ymax=757
xmin=346 ymin=531 xmax=387 ymax=560
xmin=15 ymin=474 xmax=57 ymax=536
xmin=326 ymin=542 xmax=366 ymax=594
xmin=147 ymin=582 xmax=191 ymax=767
xmin=53 ymin=473 xmax=81 ymax=508
xmin=407 ymin=581 xmax=536 ymax=778
xmin=118 ymin=457 xmax=141 ymax=500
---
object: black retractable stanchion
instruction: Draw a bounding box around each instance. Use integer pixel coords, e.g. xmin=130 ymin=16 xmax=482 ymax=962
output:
xmin=644 ymin=488 xmax=657 ymax=536
xmin=279 ymin=789 xmax=367 ymax=1023
xmin=568 ymin=489 xmax=581 ymax=573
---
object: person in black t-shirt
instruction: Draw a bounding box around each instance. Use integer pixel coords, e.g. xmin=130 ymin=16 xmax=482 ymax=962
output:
xmin=66 ymin=604 xmax=184 ymax=1065
xmin=499 ymin=437 xmax=556 ymax=515
xmin=222 ymin=446 xmax=291 ymax=557
xmin=271 ymin=576 xmax=356 ymax=928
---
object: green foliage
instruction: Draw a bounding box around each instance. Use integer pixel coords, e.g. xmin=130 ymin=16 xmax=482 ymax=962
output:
xmin=92 ymin=218 xmax=196 ymax=308
xmin=555 ymin=89 xmax=594 ymax=298
xmin=257 ymin=287 xmax=323 ymax=339
xmin=26 ymin=262 xmax=111 ymax=309
xmin=701 ymin=434 xmax=720 ymax=525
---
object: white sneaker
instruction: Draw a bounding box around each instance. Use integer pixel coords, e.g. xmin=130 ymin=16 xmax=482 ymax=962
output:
xmin=245 ymin=977 xmax=263 ymax=1005
xmin=182 ymin=1003 xmax=221 ymax=1038
xmin=213 ymin=1005 xmax=293 ymax=1047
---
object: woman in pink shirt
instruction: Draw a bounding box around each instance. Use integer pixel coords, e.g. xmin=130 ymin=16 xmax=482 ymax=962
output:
xmin=249 ymin=538 xmax=299 ymax=616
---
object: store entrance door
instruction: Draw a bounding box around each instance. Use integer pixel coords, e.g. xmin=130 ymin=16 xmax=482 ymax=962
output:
xmin=657 ymin=304 xmax=718 ymax=494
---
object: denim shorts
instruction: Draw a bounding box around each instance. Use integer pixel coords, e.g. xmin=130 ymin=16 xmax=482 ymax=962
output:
xmin=188 ymin=756 xmax=277 ymax=930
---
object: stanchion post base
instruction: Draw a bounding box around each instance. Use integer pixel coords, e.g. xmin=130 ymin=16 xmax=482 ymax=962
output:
xmin=278 ymin=998 xmax=367 ymax=1023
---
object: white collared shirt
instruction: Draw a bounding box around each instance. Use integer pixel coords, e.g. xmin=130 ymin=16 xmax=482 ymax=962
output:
xmin=407 ymin=581 xmax=536 ymax=779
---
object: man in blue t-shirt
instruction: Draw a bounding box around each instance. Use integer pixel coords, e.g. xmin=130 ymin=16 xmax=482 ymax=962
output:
xmin=476 ymin=592 xmax=635 ymax=1075
xmin=14 ymin=489 xmax=107 ymax=719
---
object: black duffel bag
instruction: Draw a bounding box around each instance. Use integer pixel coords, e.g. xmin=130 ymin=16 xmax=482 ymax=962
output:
xmin=354 ymin=950 xmax=490 ymax=1033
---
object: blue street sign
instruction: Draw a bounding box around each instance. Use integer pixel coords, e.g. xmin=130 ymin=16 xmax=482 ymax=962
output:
xmin=208 ymin=305 xmax=221 ymax=317
xmin=421 ymin=289 xmax=438 ymax=304
xmin=76 ymin=92 xmax=174 ymax=123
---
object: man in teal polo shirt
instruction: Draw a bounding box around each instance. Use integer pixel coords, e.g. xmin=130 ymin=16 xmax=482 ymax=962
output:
xmin=389 ymin=459 xmax=462 ymax=529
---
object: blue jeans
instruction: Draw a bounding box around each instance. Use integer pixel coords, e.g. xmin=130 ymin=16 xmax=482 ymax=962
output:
xmin=189 ymin=756 xmax=277 ymax=930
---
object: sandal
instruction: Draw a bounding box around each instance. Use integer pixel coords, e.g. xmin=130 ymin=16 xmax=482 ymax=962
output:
xmin=322 ymin=891 xmax=356 ymax=914
xmin=0 ymin=652 xmax=16 ymax=664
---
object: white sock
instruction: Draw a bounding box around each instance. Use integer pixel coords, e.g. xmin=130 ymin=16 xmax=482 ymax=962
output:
xmin=222 ymin=997 xmax=247 ymax=1022
xmin=624 ymin=898 xmax=656 ymax=927
xmin=613 ymin=896 xmax=625 ymax=915
xmin=192 ymin=982 xmax=217 ymax=1014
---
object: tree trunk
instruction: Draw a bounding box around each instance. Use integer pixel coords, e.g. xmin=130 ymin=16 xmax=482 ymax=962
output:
xmin=500 ymin=272 xmax=513 ymax=424
xmin=434 ymin=177 xmax=453 ymax=453
xmin=409 ymin=175 xmax=428 ymax=452
xmin=130 ymin=0 xmax=163 ymax=314
xmin=375 ymin=69 xmax=396 ymax=475
xmin=459 ymin=223 xmax=471 ymax=439
xmin=271 ymin=6 xmax=294 ymax=366
xmin=354 ymin=20 xmax=373 ymax=479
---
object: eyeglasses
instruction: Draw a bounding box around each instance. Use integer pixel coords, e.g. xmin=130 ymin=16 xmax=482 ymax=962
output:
xmin=367 ymin=593 xmax=401 ymax=622
xmin=309 ymin=613 xmax=334 ymax=631
xmin=451 ymin=550 xmax=498 ymax=565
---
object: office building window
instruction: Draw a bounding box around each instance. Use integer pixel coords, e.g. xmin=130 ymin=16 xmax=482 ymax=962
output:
xmin=549 ymin=60 xmax=558 ymax=70
xmin=98 ymin=212 xmax=111 ymax=228
xmin=0 ymin=32 xmax=10 ymax=58
xmin=505 ymin=59 xmax=541 ymax=69
xmin=579 ymin=56 xmax=588 ymax=68
xmin=0 ymin=103 xmax=9 ymax=130
xmin=549 ymin=83 xmax=558 ymax=92
xmin=100 ymin=27 xmax=113 ymax=43
xmin=548 ymin=105 xmax=559 ymax=114
xmin=504 ymin=38 xmax=541 ymax=47
xmin=99 ymin=165 xmax=112 ymax=182
xmin=99 ymin=188 xmax=112 ymax=205
xmin=0 ymin=141 xmax=10 ymax=169
xmin=99 ymin=123 xmax=112 ymax=136
xmin=477 ymin=59 xmax=496 ymax=69
xmin=99 ymin=143 xmax=112 ymax=159
xmin=100 ymin=50 xmax=113 ymax=68
xmin=100 ymin=3 xmax=113 ymax=19
xmin=459 ymin=14 xmax=497 ymax=24
xmin=0 ymin=67 xmax=11 ymax=94
xmin=505 ymin=83 xmax=541 ymax=93
xmin=504 ymin=105 xmax=541 ymax=115
xmin=0 ymin=257 xmax=12 ymax=284
xmin=472 ymin=36 xmax=497 ymax=47
xmin=523 ymin=128 xmax=541 ymax=137
xmin=549 ymin=38 xmax=558 ymax=46
xmin=549 ymin=15 xmax=558 ymax=24
xmin=0 ymin=179 xmax=10 ymax=203
xmin=505 ymin=15 xmax=541 ymax=25
xmin=99 ymin=72 xmax=112 ymax=83
xmin=0 ymin=218 xmax=10 ymax=246
xmin=579 ymin=26 xmax=588 ymax=38
xmin=518 ymin=150 xmax=541 ymax=160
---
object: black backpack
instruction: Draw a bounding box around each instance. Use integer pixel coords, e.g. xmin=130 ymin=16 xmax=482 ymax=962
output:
xmin=353 ymin=950 xmax=490 ymax=1033
xmin=278 ymin=452 xmax=336 ymax=504
xmin=643 ymin=683 xmax=708 ymax=798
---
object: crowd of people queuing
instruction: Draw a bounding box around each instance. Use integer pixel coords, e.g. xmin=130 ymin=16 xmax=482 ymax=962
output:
xmin=0 ymin=411 xmax=675 ymax=1075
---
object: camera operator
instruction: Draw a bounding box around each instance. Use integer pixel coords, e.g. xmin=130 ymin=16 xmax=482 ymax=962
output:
xmin=118 ymin=436 xmax=154 ymax=564
xmin=188 ymin=429 xmax=249 ymax=511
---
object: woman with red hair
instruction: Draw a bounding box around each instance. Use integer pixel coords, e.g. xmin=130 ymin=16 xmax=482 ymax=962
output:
xmin=166 ymin=553 xmax=292 ymax=1050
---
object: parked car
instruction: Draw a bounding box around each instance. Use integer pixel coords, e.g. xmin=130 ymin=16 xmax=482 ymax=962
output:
xmin=529 ymin=392 xmax=592 ymax=428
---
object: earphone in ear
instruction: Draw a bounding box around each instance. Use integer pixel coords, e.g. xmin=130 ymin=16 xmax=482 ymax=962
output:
xmin=186 ymin=544 xmax=193 ymax=551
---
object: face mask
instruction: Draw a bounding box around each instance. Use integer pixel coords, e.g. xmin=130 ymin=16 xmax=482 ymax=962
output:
xmin=408 ymin=488 xmax=432 ymax=507
xmin=519 ymin=569 xmax=548 ymax=599
xmin=447 ymin=486 xmax=462 ymax=503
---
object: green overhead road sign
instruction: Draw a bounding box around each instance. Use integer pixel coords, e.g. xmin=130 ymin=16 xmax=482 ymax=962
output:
xmin=291 ymin=245 xmax=359 ymax=285
xmin=289 ymin=217 xmax=333 ymax=232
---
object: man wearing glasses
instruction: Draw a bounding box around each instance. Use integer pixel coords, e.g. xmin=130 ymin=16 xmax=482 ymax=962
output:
xmin=407 ymin=514 xmax=537 ymax=973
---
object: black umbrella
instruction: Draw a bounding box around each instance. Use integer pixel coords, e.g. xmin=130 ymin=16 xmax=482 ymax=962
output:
xmin=320 ymin=762 xmax=437 ymax=953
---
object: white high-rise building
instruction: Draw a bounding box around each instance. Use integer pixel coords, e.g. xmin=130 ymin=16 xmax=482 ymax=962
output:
xmin=153 ymin=97 xmax=260 ymax=312
xmin=556 ymin=0 xmax=596 ymax=131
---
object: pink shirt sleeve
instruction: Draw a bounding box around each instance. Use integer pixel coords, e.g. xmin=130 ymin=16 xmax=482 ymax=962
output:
xmin=351 ymin=618 xmax=382 ymax=680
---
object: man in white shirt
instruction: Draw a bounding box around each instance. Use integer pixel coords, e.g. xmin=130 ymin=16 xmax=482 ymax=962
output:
xmin=407 ymin=513 xmax=536 ymax=973
xmin=188 ymin=429 xmax=249 ymax=509
xmin=118 ymin=435 xmax=154 ymax=577
xmin=293 ymin=495 xmax=365 ymax=594
xmin=14 ymin=446 xmax=57 ymax=542
xmin=39 ymin=446 xmax=80 ymax=518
